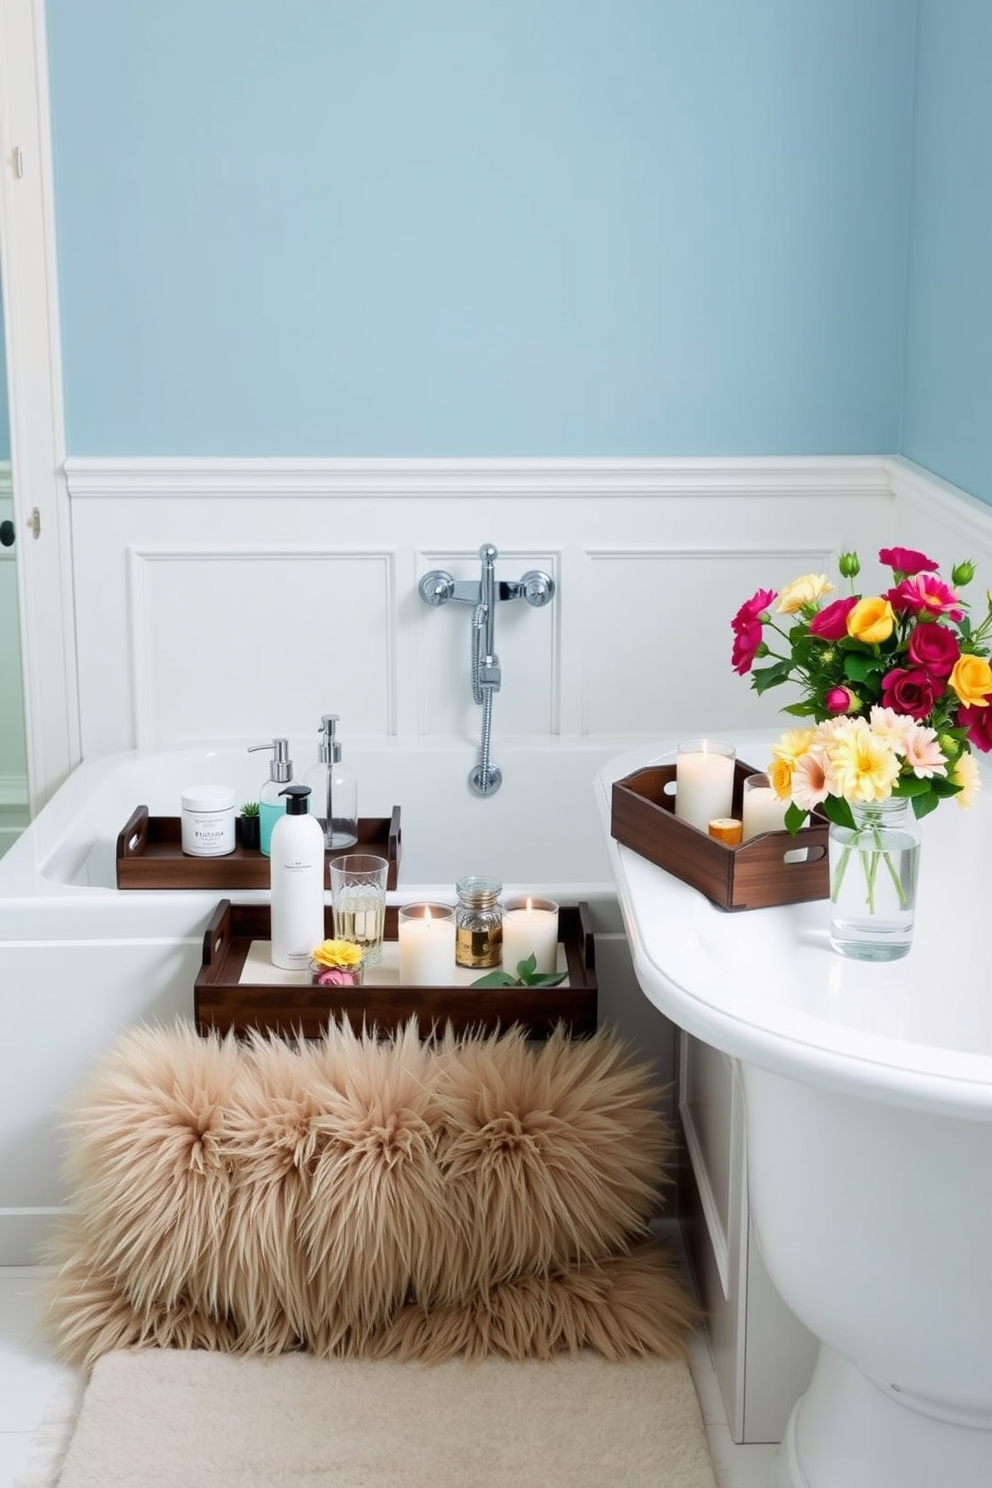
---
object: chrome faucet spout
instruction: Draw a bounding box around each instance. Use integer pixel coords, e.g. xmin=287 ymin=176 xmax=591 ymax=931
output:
xmin=418 ymin=541 xmax=555 ymax=796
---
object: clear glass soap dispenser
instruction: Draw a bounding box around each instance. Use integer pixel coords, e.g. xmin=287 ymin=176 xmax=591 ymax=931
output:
xmin=306 ymin=714 xmax=358 ymax=849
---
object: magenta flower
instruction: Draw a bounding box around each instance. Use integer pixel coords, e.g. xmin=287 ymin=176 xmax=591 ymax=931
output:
xmin=906 ymin=622 xmax=960 ymax=678
xmin=880 ymin=666 xmax=939 ymax=720
xmin=886 ymin=575 xmax=964 ymax=622
xmin=730 ymin=588 xmax=775 ymax=675
xmin=958 ymin=702 xmax=992 ymax=753
xmin=824 ymin=686 xmax=854 ymax=713
xmin=809 ymin=595 xmax=859 ymax=640
xmin=879 ymin=546 xmax=938 ymax=576
xmin=731 ymin=619 xmax=764 ymax=676
xmin=732 ymin=588 xmax=776 ymax=632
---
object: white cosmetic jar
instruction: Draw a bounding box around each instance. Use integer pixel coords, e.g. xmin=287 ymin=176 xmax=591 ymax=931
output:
xmin=181 ymin=785 xmax=237 ymax=857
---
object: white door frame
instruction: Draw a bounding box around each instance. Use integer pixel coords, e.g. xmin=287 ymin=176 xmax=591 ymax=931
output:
xmin=0 ymin=0 xmax=79 ymax=812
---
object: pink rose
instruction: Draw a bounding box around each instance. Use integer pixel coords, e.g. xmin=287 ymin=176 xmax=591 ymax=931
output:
xmin=880 ymin=666 xmax=939 ymax=720
xmin=959 ymin=702 xmax=992 ymax=753
xmin=879 ymin=546 xmax=938 ymax=576
xmin=886 ymin=575 xmax=964 ymax=622
xmin=824 ymin=686 xmax=854 ymax=713
xmin=314 ymin=967 xmax=358 ymax=986
xmin=809 ymin=596 xmax=858 ymax=640
xmin=906 ymin=622 xmax=960 ymax=678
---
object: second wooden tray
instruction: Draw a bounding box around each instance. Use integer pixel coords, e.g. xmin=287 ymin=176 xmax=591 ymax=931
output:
xmin=116 ymin=807 xmax=401 ymax=891
xmin=611 ymin=761 xmax=828 ymax=911
xmin=194 ymin=900 xmax=598 ymax=1040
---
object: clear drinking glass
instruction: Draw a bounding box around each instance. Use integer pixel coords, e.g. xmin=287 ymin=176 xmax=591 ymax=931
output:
xmin=329 ymin=853 xmax=389 ymax=967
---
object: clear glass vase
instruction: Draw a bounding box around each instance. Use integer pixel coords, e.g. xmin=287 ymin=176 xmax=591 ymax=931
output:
xmin=828 ymin=798 xmax=921 ymax=962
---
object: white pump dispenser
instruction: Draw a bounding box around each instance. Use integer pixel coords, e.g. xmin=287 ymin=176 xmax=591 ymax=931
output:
xmin=269 ymin=783 xmax=325 ymax=971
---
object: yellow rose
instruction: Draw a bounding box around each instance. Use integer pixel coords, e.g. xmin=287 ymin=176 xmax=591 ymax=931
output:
xmin=949 ymin=654 xmax=992 ymax=708
xmin=846 ymin=597 xmax=895 ymax=644
xmin=776 ymin=574 xmax=835 ymax=614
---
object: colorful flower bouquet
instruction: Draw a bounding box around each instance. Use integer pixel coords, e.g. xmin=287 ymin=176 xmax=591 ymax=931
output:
xmin=731 ymin=546 xmax=992 ymax=834
xmin=309 ymin=938 xmax=365 ymax=986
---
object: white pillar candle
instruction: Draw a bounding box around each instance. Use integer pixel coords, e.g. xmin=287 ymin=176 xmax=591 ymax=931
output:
xmin=742 ymin=783 xmax=789 ymax=842
xmin=674 ymin=739 xmax=736 ymax=833
xmin=398 ymin=904 xmax=456 ymax=985
xmin=502 ymin=896 xmax=560 ymax=976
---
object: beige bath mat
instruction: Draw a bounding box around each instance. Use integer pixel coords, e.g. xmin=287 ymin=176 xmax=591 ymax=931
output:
xmin=49 ymin=1347 xmax=718 ymax=1488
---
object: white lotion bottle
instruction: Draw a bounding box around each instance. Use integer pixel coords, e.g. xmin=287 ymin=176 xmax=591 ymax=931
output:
xmin=269 ymin=783 xmax=325 ymax=971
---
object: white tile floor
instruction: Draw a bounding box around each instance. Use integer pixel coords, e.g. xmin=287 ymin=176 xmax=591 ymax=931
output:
xmin=0 ymin=1263 xmax=779 ymax=1488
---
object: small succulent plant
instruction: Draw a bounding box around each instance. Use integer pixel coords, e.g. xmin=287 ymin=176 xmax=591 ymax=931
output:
xmin=240 ymin=801 xmax=260 ymax=818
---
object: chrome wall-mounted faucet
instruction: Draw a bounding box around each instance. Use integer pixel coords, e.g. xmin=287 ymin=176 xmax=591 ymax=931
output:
xmin=419 ymin=544 xmax=556 ymax=796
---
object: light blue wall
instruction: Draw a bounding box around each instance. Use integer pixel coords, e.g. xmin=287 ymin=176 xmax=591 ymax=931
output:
xmin=45 ymin=1 xmax=915 ymax=458
xmin=902 ymin=0 xmax=992 ymax=506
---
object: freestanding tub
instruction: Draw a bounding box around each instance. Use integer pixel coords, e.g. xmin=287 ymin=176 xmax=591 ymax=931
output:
xmin=0 ymin=735 xmax=671 ymax=1264
xmin=598 ymin=732 xmax=992 ymax=1488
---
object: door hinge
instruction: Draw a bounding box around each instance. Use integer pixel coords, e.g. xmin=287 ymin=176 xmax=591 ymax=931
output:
xmin=28 ymin=506 xmax=41 ymax=539
xmin=12 ymin=146 xmax=23 ymax=179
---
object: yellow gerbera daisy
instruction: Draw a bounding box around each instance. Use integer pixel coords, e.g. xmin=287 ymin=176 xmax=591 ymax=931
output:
xmin=825 ymin=725 xmax=901 ymax=803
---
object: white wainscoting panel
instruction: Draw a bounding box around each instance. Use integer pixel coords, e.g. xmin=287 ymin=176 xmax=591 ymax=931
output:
xmin=64 ymin=457 xmax=898 ymax=757
xmin=580 ymin=546 xmax=838 ymax=735
xmin=127 ymin=546 xmax=396 ymax=744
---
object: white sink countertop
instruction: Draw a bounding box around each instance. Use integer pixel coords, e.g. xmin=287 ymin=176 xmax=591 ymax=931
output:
xmin=595 ymin=730 xmax=992 ymax=1119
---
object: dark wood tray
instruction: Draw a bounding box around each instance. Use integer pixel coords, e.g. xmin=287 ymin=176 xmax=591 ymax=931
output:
xmin=117 ymin=807 xmax=401 ymax=891
xmin=194 ymin=900 xmax=598 ymax=1040
xmin=611 ymin=761 xmax=828 ymax=911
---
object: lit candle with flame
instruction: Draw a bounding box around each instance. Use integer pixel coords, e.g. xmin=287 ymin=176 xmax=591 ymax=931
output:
xmin=398 ymin=903 xmax=456 ymax=985
xmin=501 ymin=896 xmax=560 ymax=976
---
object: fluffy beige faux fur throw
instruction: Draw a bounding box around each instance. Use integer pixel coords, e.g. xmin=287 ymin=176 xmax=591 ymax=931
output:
xmin=45 ymin=1019 xmax=698 ymax=1372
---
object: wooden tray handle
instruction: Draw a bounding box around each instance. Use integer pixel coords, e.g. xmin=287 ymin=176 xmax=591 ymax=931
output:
xmin=116 ymin=804 xmax=150 ymax=864
xmin=201 ymin=898 xmax=234 ymax=970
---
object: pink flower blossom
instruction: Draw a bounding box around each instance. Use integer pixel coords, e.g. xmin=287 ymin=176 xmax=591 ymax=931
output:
xmin=824 ymin=686 xmax=854 ymax=713
xmin=898 ymin=722 xmax=947 ymax=777
xmin=732 ymin=588 xmax=776 ymax=632
xmin=809 ymin=596 xmax=858 ymax=640
xmin=730 ymin=588 xmax=775 ymax=675
xmin=731 ymin=619 xmax=764 ymax=676
xmin=878 ymin=546 xmax=938 ymax=576
xmin=790 ymin=749 xmax=833 ymax=811
xmin=906 ymin=622 xmax=960 ymax=677
xmin=886 ymin=575 xmax=964 ymax=622
xmin=313 ymin=967 xmax=359 ymax=986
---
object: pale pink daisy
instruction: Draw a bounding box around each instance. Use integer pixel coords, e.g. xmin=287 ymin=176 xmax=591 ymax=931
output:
xmin=867 ymin=705 xmax=916 ymax=753
xmin=790 ymin=748 xmax=833 ymax=811
xmin=899 ymin=722 xmax=948 ymax=778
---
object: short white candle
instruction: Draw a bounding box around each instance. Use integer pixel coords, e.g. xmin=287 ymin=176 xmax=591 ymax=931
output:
xmin=398 ymin=904 xmax=456 ymax=985
xmin=502 ymin=896 xmax=560 ymax=976
xmin=674 ymin=740 xmax=736 ymax=833
xmin=742 ymin=784 xmax=789 ymax=842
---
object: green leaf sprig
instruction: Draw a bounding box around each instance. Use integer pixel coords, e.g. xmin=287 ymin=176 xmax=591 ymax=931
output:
xmin=470 ymin=952 xmax=566 ymax=989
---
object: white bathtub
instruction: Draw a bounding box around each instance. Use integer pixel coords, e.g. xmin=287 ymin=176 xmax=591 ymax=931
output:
xmin=0 ymin=735 xmax=673 ymax=1264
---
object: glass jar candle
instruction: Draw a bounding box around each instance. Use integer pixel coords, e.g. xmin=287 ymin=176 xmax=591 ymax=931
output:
xmin=455 ymin=876 xmax=503 ymax=969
